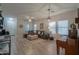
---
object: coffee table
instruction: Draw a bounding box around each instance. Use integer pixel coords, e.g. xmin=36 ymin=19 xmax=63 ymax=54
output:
xmin=27 ymin=35 xmax=38 ymax=40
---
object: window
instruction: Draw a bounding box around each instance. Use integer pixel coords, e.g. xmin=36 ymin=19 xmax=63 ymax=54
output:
xmin=24 ymin=23 xmax=29 ymax=32
xmin=4 ymin=17 xmax=17 ymax=35
xmin=34 ymin=24 xmax=37 ymax=30
xmin=48 ymin=22 xmax=56 ymax=34
xmin=27 ymin=24 xmax=29 ymax=31
xmin=58 ymin=20 xmax=68 ymax=35
xmin=48 ymin=20 xmax=68 ymax=35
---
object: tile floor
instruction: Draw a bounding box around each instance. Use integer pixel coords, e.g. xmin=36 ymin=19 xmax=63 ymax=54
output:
xmin=16 ymin=38 xmax=57 ymax=55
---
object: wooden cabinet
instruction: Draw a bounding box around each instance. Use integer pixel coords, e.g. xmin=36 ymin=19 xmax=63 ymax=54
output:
xmin=56 ymin=38 xmax=78 ymax=55
xmin=68 ymin=29 xmax=77 ymax=39
xmin=65 ymin=39 xmax=78 ymax=55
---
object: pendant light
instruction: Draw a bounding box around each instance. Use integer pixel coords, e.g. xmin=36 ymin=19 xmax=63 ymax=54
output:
xmin=29 ymin=18 xmax=32 ymax=22
xmin=29 ymin=17 xmax=32 ymax=22
xmin=47 ymin=3 xmax=51 ymax=22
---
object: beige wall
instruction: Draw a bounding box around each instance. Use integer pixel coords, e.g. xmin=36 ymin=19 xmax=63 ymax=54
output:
xmin=36 ymin=10 xmax=78 ymax=32
xmin=16 ymin=16 xmax=25 ymax=54
xmin=16 ymin=15 xmax=36 ymax=54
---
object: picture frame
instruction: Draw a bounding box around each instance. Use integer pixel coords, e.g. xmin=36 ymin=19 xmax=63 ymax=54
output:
xmin=40 ymin=23 xmax=44 ymax=29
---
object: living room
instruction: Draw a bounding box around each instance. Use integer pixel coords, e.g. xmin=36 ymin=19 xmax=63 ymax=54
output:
xmin=0 ymin=3 xmax=79 ymax=55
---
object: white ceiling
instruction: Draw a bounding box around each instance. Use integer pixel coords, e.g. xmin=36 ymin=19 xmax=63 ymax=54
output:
xmin=1 ymin=3 xmax=79 ymax=19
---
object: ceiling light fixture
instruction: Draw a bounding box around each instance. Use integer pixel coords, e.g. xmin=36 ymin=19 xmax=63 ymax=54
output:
xmin=29 ymin=17 xmax=32 ymax=22
xmin=47 ymin=3 xmax=51 ymax=22
xmin=29 ymin=18 xmax=32 ymax=22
